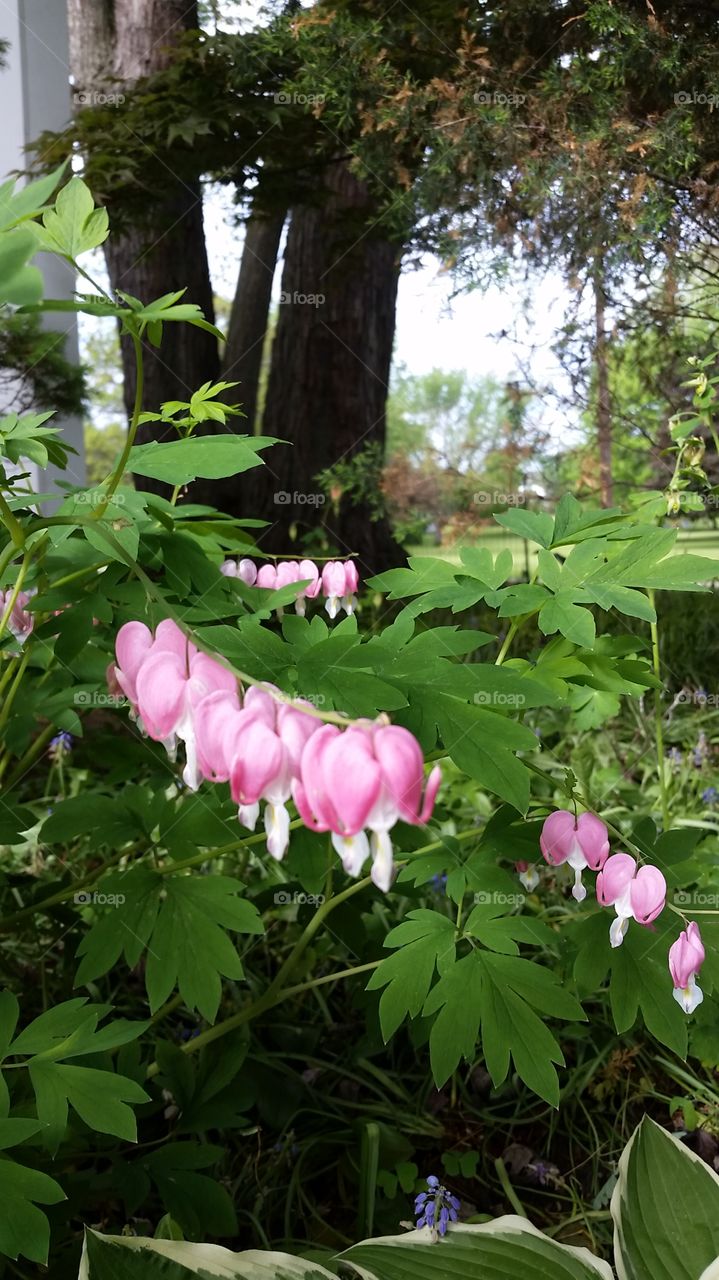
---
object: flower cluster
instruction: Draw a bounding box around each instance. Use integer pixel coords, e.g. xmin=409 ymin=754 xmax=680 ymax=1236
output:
xmin=414 ymin=1176 xmax=460 ymax=1239
xmin=110 ymin=618 xmax=440 ymax=890
xmin=0 ymin=588 xmax=35 ymax=643
xmin=221 ymin=558 xmax=359 ymax=619
xmin=540 ymin=809 xmax=705 ymax=1015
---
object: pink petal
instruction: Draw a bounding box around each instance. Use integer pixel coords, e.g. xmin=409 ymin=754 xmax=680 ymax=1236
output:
xmin=256 ymin=564 xmax=277 ymax=589
xmin=539 ymin=810 xmax=576 ymax=866
xmin=575 ymin=813 xmax=610 ymax=870
xmin=226 ymin=717 xmax=284 ymax=804
xmin=374 ymin=725 xmax=425 ymax=822
xmin=596 ymin=852 xmax=637 ymax=906
xmin=135 ymin=650 xmax=187 ymax=740
xmin=115 ymin=621 xmax=153 ymax=703
xmin=323 ymin=728 xmax=383 ymax=835
xmin=194 ymin=689 xmax=241 ymax=781
xmin=629 ymin=864 xmax=666 ymax=925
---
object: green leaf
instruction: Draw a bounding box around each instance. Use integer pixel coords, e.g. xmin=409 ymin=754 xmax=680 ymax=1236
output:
xmin=495 ymin=508 xmax=555 ymax=547
xmin=28 ymin=1061 xmax=149 ymax=1151
xmin=609 ymin=924 xmax=688 ymax=1057
xmin=127 ymin=435 xmax=279 ymax=485
xmin=0 ymin=1158 xmax=65 ymax=1265
xmin=423 ymin=952 xmax=483 ymax=1086
xmin=539 ymin=593 xmax=596 ymax=648
xmin=38 ymin=176 xmax=109 ymax=257
xmin=366 ymin=910 xmax=456 ymax=1040
xmin=612 ymin=1117 xmax=719 ymax=1280
xmin=80 ymin=1220 xmax=612 ymax=1278
xmin=144 ymin=876 xmax=264 ymax=1022
xmin=421 ymin=690 xmax=535 ymax=812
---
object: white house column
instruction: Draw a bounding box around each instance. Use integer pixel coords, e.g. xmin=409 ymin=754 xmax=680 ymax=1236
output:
xmin=0 ymin=0 xmax=85 ymax=488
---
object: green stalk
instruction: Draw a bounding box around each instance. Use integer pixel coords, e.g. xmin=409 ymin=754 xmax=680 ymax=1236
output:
xmin=0 ymin=553 xmax=30 ymax=644
xmin=94 ymin=330 xmax=144 ymax=514
xmin=649 ymin=589 xmax=670 ymax=831
xmin=0 ymin=492 xmax=25 ymax=551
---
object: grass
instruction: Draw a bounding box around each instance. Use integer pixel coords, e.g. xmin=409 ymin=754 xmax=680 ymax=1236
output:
xmin=409 ymin=526 xmax=719 ymax=575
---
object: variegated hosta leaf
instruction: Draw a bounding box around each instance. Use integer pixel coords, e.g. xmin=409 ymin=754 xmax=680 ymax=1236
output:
xmin=611 ymin=1116 xmax=719 ymax=1280
xmin=340 ymin=1220 xmax=613 ymax=1279
xmin=79 ymin=1219 xmax=613 ymax=1279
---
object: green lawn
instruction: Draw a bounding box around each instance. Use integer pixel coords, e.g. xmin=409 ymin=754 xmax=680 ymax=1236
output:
xmin=409 ymin=525 xmax=719 ymax=575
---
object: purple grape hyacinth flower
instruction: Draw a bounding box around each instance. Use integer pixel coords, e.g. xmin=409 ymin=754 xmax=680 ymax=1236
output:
xmin=414 ymin=1174 xmax=460 ymax=1240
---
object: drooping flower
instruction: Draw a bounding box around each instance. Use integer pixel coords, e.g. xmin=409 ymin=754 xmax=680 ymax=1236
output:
xmin=295 ymin=559 xmax=321 ymax=615
xmin=596 ymin=853 xmax=666 ymax=947
xmin=516 ymin=860 xmax=540 ymax=893
xmin=669 ymin=921 xmax=705 ymax=1014
xmin=293 ymin=722 xmax=441 ymax=890
xmin=414 ymin=1175 xmax=460 ymax=1239
xmin=256 ymin=563 xmax=278 ymax=590
xmin=0 ymin=588 xmax=35 ymax=644
xmin=132 ymin=623 xmax=237 ymax=789
xmin=540 ymin=810 xmax=609 ymax=902
xmin=321 ymin=561 xmax=359 ymax=619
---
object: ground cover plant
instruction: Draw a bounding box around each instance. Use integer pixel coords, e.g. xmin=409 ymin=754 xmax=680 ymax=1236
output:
xmin=1 ymin=175 xmax=719 ymax=1278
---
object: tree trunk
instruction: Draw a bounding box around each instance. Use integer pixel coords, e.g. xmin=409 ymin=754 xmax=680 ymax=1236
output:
xmin=594 ymin=260 xmax=613 ymax=508
xmin=258 ymin=162 xmax=404 ymax=573
xmin=222 ymin=209 xmax=285 ymax=426
xmin=68 ymin=0 xmax=220 ymax=496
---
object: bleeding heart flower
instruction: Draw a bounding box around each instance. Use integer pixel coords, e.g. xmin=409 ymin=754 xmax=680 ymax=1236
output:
xmin=669 ymin=921 xmax=705 ymax=1014
xmin=596 ymin=853 xmax=666 ymax=947
xmin=293 ymin=722 xmax=441 ymax=890
xmin=0 ymin=588 xmax=35 ymax=645
xmin=540 ymin=810 xmax=610 ymax=901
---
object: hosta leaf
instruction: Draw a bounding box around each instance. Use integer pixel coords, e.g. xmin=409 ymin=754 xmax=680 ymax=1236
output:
xmin=612 ymin=1117 xmax=719 ymax=1280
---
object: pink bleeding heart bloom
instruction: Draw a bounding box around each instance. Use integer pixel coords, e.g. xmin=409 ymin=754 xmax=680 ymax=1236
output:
xmin=295 ymin=560 xmax=321 ymax=615
xmin=134 ymin=631 xmax=237 ymax=790
xmin=293 ymin=722 xmax=441 ymax=891
xmin=113 ymin=621 xmax=154 ymax=710
xmin=669 ymin=922 xmax=705 ymax=1014
xmin=540 ymin=810 xmax=609 ymax=902
xmin=516 ymin=860 xmax=539 ymax=893
xmin=596 ymin=853 xmax=666 ymax=947
xmin=228 ymin=695 xmax=320 ymax=859
xmin=0 ymin=588 xmax=35 ymax=644
xmin=238 ymin=558 xmax=258 ymax=586
xmin=220 ymin=559 xmax=237 ymax=577
xmin=322 ymin=561 xmax=358 ymax=619
xmin=256 ymin=564 xmax=278 ymax=590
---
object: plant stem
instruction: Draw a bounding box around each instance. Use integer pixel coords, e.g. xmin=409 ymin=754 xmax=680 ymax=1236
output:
xmin=0 ymin=492 xmax=25 ymax=550
xmin=494 ymin=1157 xmax=528 ymax=1217
xmin=649 ymin=590 xmax=670 ymax=831
xmin=95 ymin=330 xmax=144 ymax=513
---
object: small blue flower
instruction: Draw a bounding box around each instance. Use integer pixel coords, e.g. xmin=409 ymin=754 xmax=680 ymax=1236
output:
xmin=430 ymin=873 xmax=448 ymax=894
xmin=414 ymin=1175 xmax=460 ymax=1239
xmin=702 ymin=787 xmax=718 ymax=806
xmin=49 ymin=731 xmax=73 ymax=761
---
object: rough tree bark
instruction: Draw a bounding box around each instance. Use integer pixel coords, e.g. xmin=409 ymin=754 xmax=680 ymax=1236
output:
xmin=68 ymin=0 xmax=219 ymax=487
xmin=257 ymin=162 xmax=405 ymax=573
xmin=191 ymin=207 xmax=286 ymax=511
xmin=594 ymin=259 xmax=613 ymax=508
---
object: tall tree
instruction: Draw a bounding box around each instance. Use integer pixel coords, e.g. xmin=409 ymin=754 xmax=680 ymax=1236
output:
xmin=68 ymin=0 xmax=219 ymax=471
